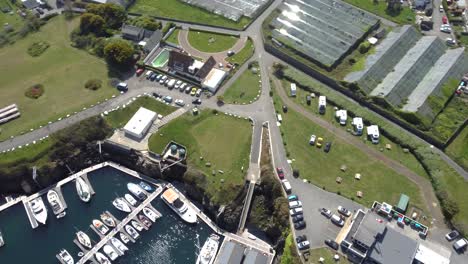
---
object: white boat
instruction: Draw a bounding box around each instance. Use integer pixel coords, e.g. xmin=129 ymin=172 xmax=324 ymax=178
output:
xmin=103 ymin=245 xmax=118 ymax=261
xmin=47 ymin=189 xmax=65 ymax=216
xmin=111 ymin=237 xmax=129 ymax=255
xmin=143 ymin=207 xmax=160 ymax=222
xmin=138 ymin=214 xmax=152 ymax=228
xmin=196 ymin=234 xmax=220 ymax=264
xmin=139 ymin=181 xmax=154 ymax=192
xmin=113 ymin=198 xmax=131 ymax=213
xmin=124 ymin=194 xmax=138 ymax=207
xmin=95 ymin=252 xmax=111 ymax=264
xmin=76 ymin=177 xmax=91 ymax=203
xmin=131 ymin=220 xmax=144 ymax=231
xmin=100 ymin=212 xmax=116 ymax=227
xmin=125 ymin=225 xmax=139 ymax=240
xmin=127 ymin=183 xmax=147 ymax=200
xmin=0 ymin=230 xmax=5 ymax=247
xmin=57 ymin=212 xmax=66 ymax=218
xmin=58 ymin=249 xmax=74 ymax=264
xmin=76 ymin=231 xmax=92 ymax=249
xmin=29 ymin=197 xmax=48 ymax=225
xmin=93 ymin=219 xmax=109 ymax=235
xmin=161 ymin=188 xmax=197 ymax=224
xmin=119 ymin=232 xmax=130 ymax=244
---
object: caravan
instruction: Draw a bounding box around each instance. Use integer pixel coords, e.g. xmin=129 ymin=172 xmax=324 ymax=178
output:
xmin=318 ymin=96 xmax=326 ymax=114
xmin=290 ymin=83 xmax=297 ymax=97
xmin=352 ymin=117 xmax=363 ymax=135
xmin=366 ymin=125 xmax=380 ymax=144
xmin=335 ymin=110 xmax=347 ymax=125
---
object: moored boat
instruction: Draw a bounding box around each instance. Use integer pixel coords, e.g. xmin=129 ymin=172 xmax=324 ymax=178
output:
xmin=161 ymin=188 xmax=197 ymax=224
xmin=103 ymin=245 xmax=118 ymax=261
xmin=93 ymin=219 xmax=109 ymax=235
xmin=111 ymin=237 xmax=128 ymax=255
xmin=131 ymin=220 xmax=144 ymax=231
xmin=119 ymin=232 xmax=130 ymax=244
xmin=95 ymin=252 xmax=111 ymax=264
xmin=47 ymin=189 xmax=65 ymax=216
xmin=196 ymin=234 xmax=220 ymax=264
xmin=124 ymin=194 xmax=138 ymax=207
xmin=75 ymin=177 xmax=91 ymax=203
xmin=58 ymin=249 xmax=74 ymax=264
xmin=139 ymin=181 xmax=154 ymax=192
xmin=0 ymin=230 xmax=5 ymax=247
xmin=112 ymin=198 xmax=131 ymax=213
xmin=127 ymin=183 xmax=147 ymax=200
xmin=143 ymin=207 xmax=160 ymax=222
xmin=138 ymin=214 xmax=152 ymax=228
xmin=125 ymin=225 xmax=139 ymax=240
xmin=76 ymin=231 xmax=92 ymax=249
xmin=29 ymin=197 xmax=48 ymax=225
xmin=100 ymin=212 xmax=116 ymax=227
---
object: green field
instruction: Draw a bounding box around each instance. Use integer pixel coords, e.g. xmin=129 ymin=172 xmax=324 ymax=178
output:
xmin=128 ymin=0 xmax=250 ymax=30
xmin=226 ymin=38 xmax=255 ymax=65
xmin=223 ymin=65 xmax=261 ymax=104
xmin=0 ymin=0 xmax=24 ymax=37
xmin=0 ymin=137 xmax=54 ymax=167
xmin=308 ymin=247 xmax=350 ymax=264
xmin=104 ymin=96 xmax=176 ymax=128
xmin=344 ymin=0 xmax=415 ymax=24
xmin=165 ymin=28 xmax=180 ymax=45
xmin=0 ymin=16 xmax=115 ymax=141
xmin=148 ymin=110 xmax=252 ymax=203
xmin=273 ymin=93 xmax=428 ymax=214
xmin=187 ymin=30 xmax=238 ymax=53
xmin=446 ymin=126 xmax=468 ymax=171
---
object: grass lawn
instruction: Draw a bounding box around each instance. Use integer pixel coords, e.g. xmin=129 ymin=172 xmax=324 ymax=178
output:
xmin=273 ymin=93 xmax=428 ymax=214
xmin=344 ymin=0 xmax=415 ymax=24
xmin=223 ymin=64 xmax=261 ymax=104
xmin=148 ymin=110 xmax=252 ymax=203
xmin=0 ymin=16 xmax=115 ymax=141
xmin=446 ymin=126 xmax=468 ymax=171
xmin=307 ymin=247 xmax=350 ymax=264
xmin=165 ymin=28 xmax=180 ymax=45
xmin=0 ymin=137 xmax=54 ymax=167
xmin=187 ymin=30 xmax=239 ymax=53
xmin=128 ymin=0 xmax=250 ymax=30
xmin=104 ymin=96 xmax=176 ymax=129
xmin=226 ymin=37 xmax=255 ymax=65
xmin=0 ymin=0 xmax=24 ymax=36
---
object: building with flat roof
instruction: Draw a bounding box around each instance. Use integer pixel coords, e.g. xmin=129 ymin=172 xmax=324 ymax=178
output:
xmin=202 ymin=68 xmax=227 ymax=93
xmin=215 ymin=241 xmax=245 ymax=264
xmin=123 ymin=107 xmax=156 ymax=139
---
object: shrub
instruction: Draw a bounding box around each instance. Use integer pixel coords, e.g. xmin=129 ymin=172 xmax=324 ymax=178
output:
xmin=25 ymin=84 xmax=44 ymax=99
xmin=84 ymin=79 xmax=102 ymax=90
xmin=358 ymin=41 xmax=371 ymax=54
xmin=27 ymin=41 xmax=50 ymax=57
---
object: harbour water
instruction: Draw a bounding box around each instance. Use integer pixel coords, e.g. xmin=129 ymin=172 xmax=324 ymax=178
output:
xmin=0 ymin=166 xmax=214 ymax=263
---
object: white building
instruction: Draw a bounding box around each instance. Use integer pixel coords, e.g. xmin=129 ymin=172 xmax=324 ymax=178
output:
xmin=123 ymin=107 xmax=157 ymax=139
xmin=367 ymin=125 xmax=380 ymax=144
xmin=202 ymin=68 xmax=227 ymax=93
xmin=352 ymin=117 xmax=364 ymax=135
xmin=335 ymin=109 xmax=347 ymax=125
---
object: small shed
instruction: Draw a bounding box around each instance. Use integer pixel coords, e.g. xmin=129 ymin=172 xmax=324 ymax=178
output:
xmin=396 ymin=194 xmax=409 ymax=213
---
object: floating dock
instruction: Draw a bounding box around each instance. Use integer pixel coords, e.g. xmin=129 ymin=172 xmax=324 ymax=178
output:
xmin=22 ymin=199 xmax=39 ymax=229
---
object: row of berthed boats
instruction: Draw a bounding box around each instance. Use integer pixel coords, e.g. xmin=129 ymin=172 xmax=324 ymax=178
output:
xmin=57 ymin=181 xmax=162 ymax=264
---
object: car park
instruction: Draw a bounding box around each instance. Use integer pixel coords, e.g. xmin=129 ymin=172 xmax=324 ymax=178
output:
xmin=297 ymin=240 xmax=310 ymax=250
xmin=294 ymin=221 xmax=306 ymax=230
xmin=192 ymin=98 xmax=202 ymax=105
xmin=289 ymin=201 xmax=302 ymax=209
xmin=337 ymin=206 xmax=351 ymax=217
xmin=331 ymin=214 xmax=345 ymax=227
xmin=324 ymin=142 xmax=332 ymax=152
xmin=320 ymin=208 xmax=332 ymax=218
xmin=292 ymin=214 xmax=304 ymax=223
xmin=290 ymin=208 xmax=303 ymax=216
xmin=445 ymin=230 xmax=459 ymax=241
xmin=159 ymin=75 xmax=168 ymax=84
xmin=276 ymin=167 xmax=285 ymax=179
xmin=175 ymin=99 xmax=185 ymax=107
xmin=190 ymin=87 xmax=197 ymax=96
xmin=288 ymin=194 xmax=298 ymax=201
xmin=309 ymin=135 xmax=316 ymax=145
xmin=163 ymin=96 xmax=173 ymax=103
xmin=324 ymin=239 xmax=339 ymax=250
xmin=296 ymin=235 xmax=307 ymax=243
xmin=185 ymin=86 xmax=192 ymax=93
xmin=316 ymin=137 xmax=323 ymax=148
xmin=196 ymin=89 xmax=202 ymax=97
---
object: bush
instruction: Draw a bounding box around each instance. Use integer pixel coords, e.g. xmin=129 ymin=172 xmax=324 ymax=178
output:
xmin=27 ymin=41 xmax=50 ymax=57
xmin=162 ymin=22 xmax=176 ymax=36
xmin=25 ymin=84 xmax=44 ymax=99
xmin=358 ymin=41 xmax=371 ymax=54
xmin=84 ymin=79 xmax=102 ymax=90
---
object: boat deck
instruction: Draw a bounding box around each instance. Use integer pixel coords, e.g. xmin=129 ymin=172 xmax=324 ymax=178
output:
xmin=51 ymin=186 xmax=68 ymax=216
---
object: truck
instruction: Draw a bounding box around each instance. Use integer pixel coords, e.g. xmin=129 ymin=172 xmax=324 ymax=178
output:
xmin=318 ymin=96 xmax=326 ymax=114
xmin=290 ymin=83 xmax=297 ymax=97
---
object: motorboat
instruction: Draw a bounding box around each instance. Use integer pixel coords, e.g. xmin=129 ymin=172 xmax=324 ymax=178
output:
xmin=0 ymin=230 xmax=5 ymax=247
xmin=75 ymin=177 xmax=91 ymax=203
xmin=100 ymin=212 xmax=116 ymax=227
xmin=127 ymin=183 xmax=147 ymax=200
xmin=143 ymin=207 xmax=161 ymax=222
xmin=57 ymin=249 xmax=74 ymax=264
xmin=124 ymin=194 xmax=138 ymax=207
xmin=29 ymin=197 xmax=48 ymax=225
xmin=111 ymin=237 xmax=129 ymax=255
xmin=76 ymin=231 xmax=92 ymax=249
xmin=138 ymin=214 xmax=152 ymax=228
xmin=103 ymin=245 xmax=118 ymax=261
xmin=119 ymin=232 xmax=130 ymax=244
xmin=95 ymin=252 xmax=111 ymax=264
xmin=125 ymin=225 xmax=139 ymax=240
xmin=113 ymin=198 xmax=131 ymax=213
xmin=161 ymin=188 xmax=197 ymax=224
xmin=93 ymin=219 xmax=109 ymax=235
xmin=131 ymin=220 xmax=144 ymax=231
xmin=196 ymin=234 xmax=220 ymax=264
xmin=139 ymin=181 xmax=154 ymax=192
xmin=47 ymin=189 xmax=65 ymax=216
xmin=57 ymin=212 xmax=66 ymax=218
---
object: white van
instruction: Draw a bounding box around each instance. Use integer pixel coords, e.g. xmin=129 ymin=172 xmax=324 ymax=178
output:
xmin=290 ymin=207 xmax=303 ymax=216
xmin=167 ymin=79 xmax=176 ymax=89
xmin=289 ymin=201 xmax=302 ymax=209
xmin=277 ymin=114 xmax=283 ymax=123
xmin=281 ymin=179 xmax=292 ymax=194
xmin=331 ymin=214 xmax=344 ymax=227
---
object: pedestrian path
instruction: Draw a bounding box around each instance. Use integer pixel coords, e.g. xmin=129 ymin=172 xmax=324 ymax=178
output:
xmin=149 ymin=107 xmax=187 ymax=133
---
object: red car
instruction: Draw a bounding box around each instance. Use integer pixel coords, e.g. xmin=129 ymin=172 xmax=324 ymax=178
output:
xmin=442 ymin=16 xmax=448 ymax=24
xmin=276 ymin=167 xmax=285 ymax=179
xmin=135 ymin=68 xmax=144 ymax=76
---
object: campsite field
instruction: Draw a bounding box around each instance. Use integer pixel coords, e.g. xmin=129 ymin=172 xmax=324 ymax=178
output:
xmin=223 ymin=64 xmax=261 ymax=104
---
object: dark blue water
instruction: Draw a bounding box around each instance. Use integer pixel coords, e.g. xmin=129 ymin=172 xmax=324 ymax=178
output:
xmin=0 ymin=166 xmax=215 ymax=263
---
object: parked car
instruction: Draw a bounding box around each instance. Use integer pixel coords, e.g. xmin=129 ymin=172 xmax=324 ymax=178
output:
xmin=324 ymin=142 xmax=332 ymax=152
xmin=282 ymin=179 xmax=292 ymax=194
xmin=292 ymin=214 xmax=304 ymax=223
xmin=180 ymin=83 xmax=187 ymax=92
xmin=155 ymin=74 xmax=163 ymax=81
xmin=289 ymin=201 xmax=302 ymax=209
xmin=309 ymin=135 xmax=316 ymax=145
xmin=175 ymin=80 xmax=183 ymax=89
xmin=152 ymin=92 xmax=161 ymax=98
xmin=337 ymin=206 xmax=351 ymax=217
xmin=320 ymin=208 xmax=332 ymax=218
xmin=316 ymin=137 xmax=323 ymax=148
xmin=453 ymin=238 xmax=467 ymax=252
xmin=145 ymin=70 xmax=154 ymax=79
xmin=227 ymin=50 xmax=235 ymax=56
xmin=163 ymin=96 xmax=173 ymax=103
xmin=190 ymin=87 xmax=197 ymax=96
xmin=116 ymin=82 xmax=128 ymax=92
xmin=331 ymin=214 xmax=345 ymax=227
xmin=149 ymin=72 xmax=157 ymax=81
xmin=442 ymin=15 xmax=448 ymax=24
xmin=185 ymin=86 xmax=192 ymax=93
xmin=294 ymin=221 xmax=306 ymax=230
xmin=159 ymin=75 xmax=168 ymax=84
xmin=167 ymin=79 xmax=176 ymax=89
xmin=324 ymin=239 xmax=339 ymax=250
xmin=196 ymin=88 xmax=202 ymax=97
xmin=136 ymin=68 xmax=144 ymax=76
xmin=296 ymin=235 xmax=307 ymax=243
xmin=446 ymin=38 xmax=456 ymax=46
xmin=175 ymin=99 xmax=185 ymax=107
xmin=288 ymin=194 xmax=298 ymax=201
xmin=297 ymin=240 xmax=310 ymax=250
xmin=276 ymin=167 xmax=285 ymax=179
xmin=445 ymin=230 xmax=460 ymax=241
xmin=290 ymin=208 xmax=303 ymax=216
xmin=282 ymin=105 xmax=288 ymax=113
xmin=439 ymin=4 xmax=443 ymax=12
xmin=192 ymin=98 xmax=202 ymax=105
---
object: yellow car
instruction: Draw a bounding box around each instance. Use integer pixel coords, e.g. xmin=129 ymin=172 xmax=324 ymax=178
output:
xmin=316 ymin=137 xmax=323 ymax=148
xmin=190 ymin=87 xmax=197 ymax=96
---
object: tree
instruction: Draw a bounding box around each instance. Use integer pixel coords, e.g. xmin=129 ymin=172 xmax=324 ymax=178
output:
xmin=87 ymin=3 xmax=126 ymax=29
xmin=103 ymin=39 xmax=134 ymax=66
xmin=80 ymin=13 xmax=105 ymax=35
xmin=128 ymin=15 xmax=162 ymax=31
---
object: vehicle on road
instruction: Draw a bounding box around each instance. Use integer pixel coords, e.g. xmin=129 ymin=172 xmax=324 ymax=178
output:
xmin=442 ymin=15 xmax=448 ymax=24
xmin=309 ymin=135 xmax=316 ymax=145
xmin=276 ymin=167 xmax=285 ymax=179
xmin=337 ymin=206 xmax=351 ymax=217
xmin=282 ymin=179 xmax=292 ymax=194
xmin=294 ymin=221 xmax=306 ymax=230
xmin=292 ymin=214 xmax=304 ymax=223
xmin=175 ymin=99 xmax=185 ymax=107
xmin=227 ymin=50 xmax=235 ymax=56
xmin=290 ymin=208 xmax=303 ymax=216
xmin=159 ymin=75 xmax=168 ymax=84
xmin=324 ymin=142 xmax=332 ymax=153
xmin=289 ymin=201 xmax=302 ymax=209
xmin=453 ymin=238 xmax=467 ymax=252
xmin=440 ymin=4 xmax=443 ymax=12
xmin=324 ymin=239 xmax=339 ymax=250
xmin=320 ymin=208 xmax=332 ymax=218
xmin=190 ymin=87 xmax=197 ymax=96
xmin=296 ymin=235 xmax=307 ymax=243
xmin=297 ymin=241 xmax=310 ymax=250
xmin=192 ymin=98 xmax=202 ymax=105
xmin=288 ymin=195 xmax=298 ymax=201
xmin=331 ymin=214 xmax=344 ymax=227
xmin=196 ymin=89 xmax=202 ymax=97
xmin=445 ymin=230 xmax=459 ymax=241
xmin=163 ymin=96 xmax=173 ymax=103
xmin=316 ymin=137 xmax=323 ymax=148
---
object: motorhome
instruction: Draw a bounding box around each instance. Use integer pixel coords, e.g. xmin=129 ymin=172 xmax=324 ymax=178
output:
xmin=277 ymin=114 xmax=282 ymax=123
xmin=318 ymin=96 xmax=326 ymax=114
xmin=335 ymin=110 xmax=347 ymax=125
xmin=290 ymin=83 xmax=297 ymax=97
xmin=352 ymin=117 xmax=364 ymax=135
xmin=367 ymin=125 xmax=380 ymax=144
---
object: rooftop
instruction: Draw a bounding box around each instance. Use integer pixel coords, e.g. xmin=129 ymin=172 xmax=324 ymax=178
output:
xmin=123 ymin=107 xmax=156 ymax=137
xmin=367 ymin=227 xmax=418 ymax=264
xmin=352 ymin=211 xmax=386 ymax=247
